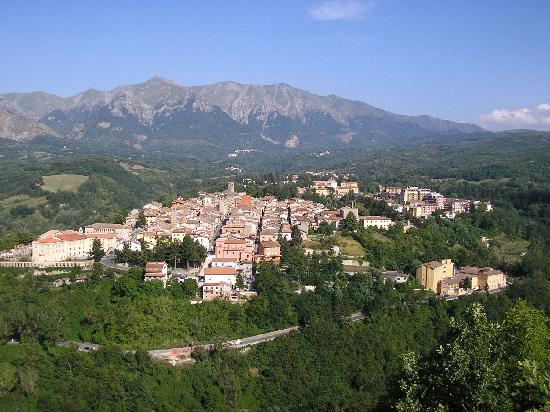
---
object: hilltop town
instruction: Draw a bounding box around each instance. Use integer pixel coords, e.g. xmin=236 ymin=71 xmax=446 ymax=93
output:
xmin=0 ymin=179 xmax=504 ymax=299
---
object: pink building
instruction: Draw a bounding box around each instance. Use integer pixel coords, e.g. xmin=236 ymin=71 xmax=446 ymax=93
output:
xmin=215 ymin=237 xmax=254 ymax=262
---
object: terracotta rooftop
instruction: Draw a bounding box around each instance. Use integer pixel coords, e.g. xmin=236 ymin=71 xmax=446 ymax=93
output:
xmin=145 ymin=262 xmax=166 ymax=273
xmin=86 ymin=223 xmax=128 ymax=229
xmin=34 ymin=230 xmax=87 ymax=244
xmin=204 ymin=267 xmax=237 ymax=275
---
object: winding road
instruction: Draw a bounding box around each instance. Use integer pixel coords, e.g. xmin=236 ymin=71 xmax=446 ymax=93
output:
xmin=58 ymin=312 xmax=366 ymax=364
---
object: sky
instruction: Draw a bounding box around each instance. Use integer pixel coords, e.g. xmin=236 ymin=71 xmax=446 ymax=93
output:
xmin=1 ymin=0 xmax=549 ymax=130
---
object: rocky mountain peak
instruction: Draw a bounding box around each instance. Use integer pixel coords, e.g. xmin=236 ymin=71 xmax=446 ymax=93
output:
xmin=0 ymin=76 xmax=485 ymax=152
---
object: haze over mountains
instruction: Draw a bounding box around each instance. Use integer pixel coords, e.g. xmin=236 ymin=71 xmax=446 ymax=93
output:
xmin=0 ymin=76 xmax=485 ymax=154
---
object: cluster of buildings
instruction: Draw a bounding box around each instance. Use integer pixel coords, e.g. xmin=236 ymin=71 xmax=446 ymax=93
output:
xmin=127 ymin=184 xmax=338 ymax=300
xmin=377 ymin=186 xmax=492 ymax=219
xmin=416 ymin=259 xmax=507 ymax=297
xmin=313 ymin=206 xmax=397 ymax=231
xmin=309 ymin=179 xmax=360 ymax=197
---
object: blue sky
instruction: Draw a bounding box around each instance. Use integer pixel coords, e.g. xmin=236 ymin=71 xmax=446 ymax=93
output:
xmin=1 ymin=0 xmax=549 ymax=129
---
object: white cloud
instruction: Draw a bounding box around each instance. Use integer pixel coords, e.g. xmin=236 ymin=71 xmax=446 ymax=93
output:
xmin=480 ymin=103 xmax=550 ymax=130
xmin=308 ymin=0 xmax=373 ymax=21
xmin=481 ymin=108 xmax=537 ymax=125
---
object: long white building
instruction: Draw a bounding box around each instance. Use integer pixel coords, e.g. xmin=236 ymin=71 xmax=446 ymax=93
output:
xmin=32 ymin=230 xmax=119 ymax=264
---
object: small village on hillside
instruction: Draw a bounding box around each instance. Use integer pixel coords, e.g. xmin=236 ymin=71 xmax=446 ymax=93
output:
xmin=0 ymin=180 xmax=504 ymax=299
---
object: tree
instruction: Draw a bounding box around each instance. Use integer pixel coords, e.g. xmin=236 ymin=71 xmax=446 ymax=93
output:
xmin=90 ymin=239 xmax=105 ymax=262
xmin=396 ymin=302 xmax=550 ymax=411
xmin=396 ymin=353 xmax=424 ymax=412
xmin=0 ymin=362 xmax=17 ymax=395
xmin=317 ymin=221 xmax=334 ymax=236
xmin=343 ymin=212 xmax=358 ymax=233
xmin=9 ymin=205 xmax=35 ymax=217
xmin=461 ymin=276 xmax=473 ymax=289
xmin=115 ymin=242 xmax=131 ymax=263
xmin=90 ymin=262 xmax=103 ymax=282
xmin=236 ymin=274 xmax=245 ymax=290
xmin=500 ymin=300 xmax=550 ymax=410
xmin=135 ymin=210 xmax=146 ymax=228
xmin=69 ymin=265 xmax=81 ymax=282
xmin=348 ymin=271 xmax=376 ymax=310
xmin=181 ymin=279 xmax=199 ymax=298
xmin=290 ymin=225 xmax=302 ymax=246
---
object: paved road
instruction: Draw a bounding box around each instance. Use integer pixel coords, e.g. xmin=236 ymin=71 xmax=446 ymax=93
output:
xmin=100 ymin=253 xmax=131 ymax=271
xmin=231 ymin=326 xmax=301 ymax=348
xmin=57 ymin=312 xmax=365 ymax=364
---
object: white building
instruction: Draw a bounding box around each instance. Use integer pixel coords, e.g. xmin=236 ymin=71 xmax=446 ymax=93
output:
xmin=210 ymin=258 xmax=238 ymax=269
xmin=359 ymin=216 xmax=395 ymax=230
xmin=32 ymin=230 xmax=118 ymax=264
xmin=203 ymin=267 xmax=237 ymax=286
xmin=82 ymin=223 xmax=130 ymax=239
xmin=116 ymin=239 xmax=142 ymax=252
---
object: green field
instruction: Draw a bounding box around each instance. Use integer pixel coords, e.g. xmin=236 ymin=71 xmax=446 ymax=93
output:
xmin=450 ymin=177 xmax=512 ymax=185
xmin=303 ymin=235 xmax=365 ymax=258
xmin=41 ymin=174 xmax=89 ymax=193
xmin=120 ymin=162 xmax=146 ymax=173
xmin=335 ymin=236 xmax=365 ymax=257
xmin=0 ymin=194 xmax=47 ymax=210
xmin=302 ymin=239 xmax=324 ymax=250
xmin=493 ymin=235 xmax=529 ymax=264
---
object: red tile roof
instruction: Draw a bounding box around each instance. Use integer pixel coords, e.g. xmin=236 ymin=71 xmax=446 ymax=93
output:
xmin=204 ymin=267 xmax=237 ymax=275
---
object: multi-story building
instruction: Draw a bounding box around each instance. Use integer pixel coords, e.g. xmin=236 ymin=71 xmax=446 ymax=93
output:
xmin=144 ymin=262 xmax=168 ymax=288
xmin=82 ymin=223 xmax=130 ymax=239
xmin=359 ymin=216 xmax=395 ymax=230
xmin=215 ymin=238 xmax=254 ymax=262
xmin=451 ymin=199 xmax=472 ymax=214
xmin=259 ymin=229 xmax=279 ymax=243
xmin=204 ymin=267 xmax=237 ymax=285
xmin=340 ymin=207 xmax=359 ymax=219
xmin=402 ymin=187 xmax=424 ymax=203
xmin=32 ymin=230 xmax=92 ymax=263
xmin=416 ymin=259 xmax=455 ymax=293
xmin=255 ymin=241 xmax=281 ymax=264
xmin=32 ymin=230 xmax=118 ymax=264
xmin=417 ymin=261 xmax=506 ymax=296
xmin=336 ymin=181 xmax=359 ymax=195
xmin=459 ymin=266 xmax=506 ymax=291
xmin=202 ymin=282 xmax=233 ymax=300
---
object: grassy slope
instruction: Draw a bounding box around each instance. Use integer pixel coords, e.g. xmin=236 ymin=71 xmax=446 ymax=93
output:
xmin=41 ymin=174 xmax=89 ymax=193
xmin=335 ymin=236 xmax=365 ymax=258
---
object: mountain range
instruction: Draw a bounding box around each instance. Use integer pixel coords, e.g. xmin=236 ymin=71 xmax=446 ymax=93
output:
xmin=0 ymin=76 xmax=485 ymax=154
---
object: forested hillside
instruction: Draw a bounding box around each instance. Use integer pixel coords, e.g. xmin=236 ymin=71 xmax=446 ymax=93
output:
xmin=0 ymin=156 xmax=232 ymax=250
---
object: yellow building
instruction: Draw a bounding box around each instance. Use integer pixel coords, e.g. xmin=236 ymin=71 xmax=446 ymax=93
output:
xmin=459 ymin=266 xmax=506 ymax=291
xmin=403 ymin=187 xmax=423 ymax=203
xmin=314 ymin=186 xmax=331 ymax=196
xmin=336 ymin=182 xmax=359 ymax=195
xmin=416 ymin=259 xmax=455 ymax=293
